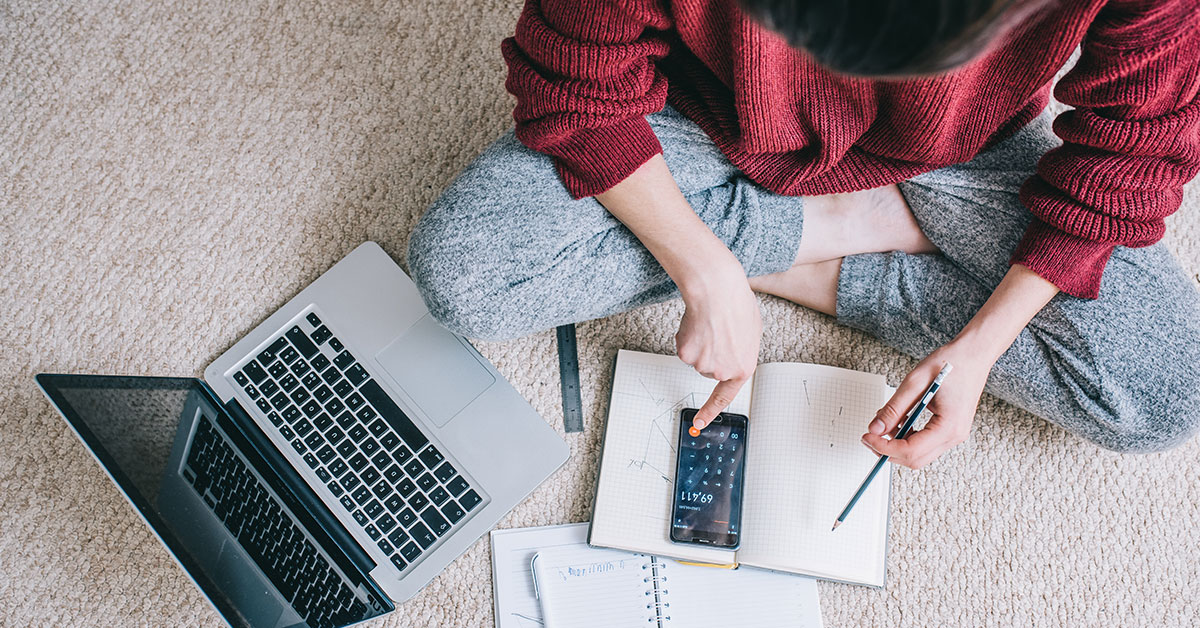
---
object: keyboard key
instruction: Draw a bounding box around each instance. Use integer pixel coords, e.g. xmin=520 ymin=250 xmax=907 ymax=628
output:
xmin=243 ymin=384 xmax=261 ymax=400
xmin=365 ymin=524 xmax=381 ymax=540
xmin=268 ymin=361 xmax=288 ymax=378
xmin=306 ymin=312 xmax=322 ymax=327
xmin=377 ymin=514 xmax=397 ymax=533
xmin=329 ymin=337 xmax=344 ymax=352
xmin=282 ymin=406 xmax=302 ymax=423
xmin=324 ymin=397 xmax=345 ymax=416
xmin=316 ymin=467 xmax=332 ymax=482
xmin=259 ymin=379 xmax=279 ymax=397
xmin=418 ymin=446 xmax=444 ymax=469
xmin=361 ymin=438 xmax=380 ymax=456
xmin=400 ymin=541 xmax=421 ymax=562
xmin=280 ymin=425 xmax=296 ymax=440
xmin=279 ymin=374 xmax=299 ymax=392
xmin=270 ymin=392 xmax=289 ymax=410
xmin=384 ymin=494 xmax=404 ymax=513
xmin=349 ymin=425 xmax=369 ymax=443
xmin=360 ymin=380 xmax=429 ymax=451
xmin=302 ymin=399 xmax=322 ymax=418
xmin=255 ymin=397 xmax=271 ymax=413
xmin=372 ymin=451 xmax=393 ymax=469
xmin=361 ymin=467 xmax=381 ymax=486
xmin=349 ymin=453 xmax=369 ymax=472
xmin=377 ymin=538 xmax=394 ymax=554
xmin=289 ymin=387 xmax=310 ymax=405
xmin=380 ymin=433 xmax=401 ymax=451
xmin=294 ymin=419 xmax=314 ymax=437
xmin=336 ymin=411 xmax=356 ymax=429
xmin=397 ymin=508 xmax=418 ymax=527
xmin=429 ymin=486 xmax=450 ymax=506
xmin=446 ymin=476 xmax=469 ymax=497
xmin=339 ymin=496 xmax=355 ymax=511
xmin=304 ymin=430 xmax=324 ymax=448
xmin=352 ymin=486 xmax=372 ymax=505
xmin=326 ymin=426 xmax=345 ymax=445
xmin=336 ymin=439 xmax=357 ymax=459
xmin=392 ymin=445 xmax=413 ymax=465
xmin=334 ymin=380 xmax=354 ymax=398
xmin=390 ymin=553 xmax=408 ymax=571
xmin=408 ymin=492 xmax=430 ymax=512
xmin=303 ymin=453 xmax=319 ymax=469
xmin=368 ymin=418 xmax=388 ymax=437
xmin=396 ymin=478 xmax=417 ymax=497
xmin=441 ymin=500 xmax=466 ymax=524
xmin=334 ymin=350 xmax=357 ymax=370
xmin=244 ymin=362 xmax=268 ymax=384
xmin=233 ymin=371 xmax=249 ymax=386
xmin=279 ymin=345 xmax=300 ymax=364
xmin=371 ymin=479 xmax=393 ymax=500
xmin=420 ymin=506 xmax=451 ymax=536
xmin=352 ymin=509 xmax=369 ymax=525
xmin=434 ymin=462 xmax=457 ymax=483
xmin=291 ymin=438 xmax=306 ymax=454
xmin=364 ymin=500 xmax=384 ymax=519
xmin=314 ymin=385 xmax=333 ymax=403
xmin=403 ymin=459 xmax=424 ymax=477
xmin=313 ymin=413 xmax=333 ymax=431
xmin=341 ymin=473 xmax=361 ymax=491
xmin=416 ymin=473 xmax=437 ymax=492
xmin=316 ymin=445 xmax=336 ymax=463
xmin=290 ymin=359 xmax=311 ymax=377
xmin=312 ymin=325 xmax=333 ymax=345
xmin=460 ymin=489 xmax=482 ymax=511
xmin=346 ymin=393 xmax=365 ymax=411
xmin=286 ymin=326 xmax=318 ymax=358
xmin=345 ymin=364 xmax=369 ymax=386
xmin=328 ymin=459 xmax=349 ymax=477
xmin=382 ymin=464 xmax=404 ymax=484
xmin=267 ymin=411 xmax=283 ymax=426
xmin=388 ymin=527 xmax=410 ymax=547
xmin=410 ymin=522 xmax=437 ymax=548
xmin=327 ymin=480 xmax=343 ymax=497
xmin=302 ymin=371 xmax=322 ymax=390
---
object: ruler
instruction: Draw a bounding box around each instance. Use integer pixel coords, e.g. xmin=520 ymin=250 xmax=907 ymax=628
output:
xmin=555 ymin=324 xmax=584 ymax=432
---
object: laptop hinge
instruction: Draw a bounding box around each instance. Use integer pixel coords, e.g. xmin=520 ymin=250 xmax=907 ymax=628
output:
xmin=212 ymin=391 xmax=386 ymax=601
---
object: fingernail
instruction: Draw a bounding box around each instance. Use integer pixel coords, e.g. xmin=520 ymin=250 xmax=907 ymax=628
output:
xmin=869 ymin=419 xmax=885 ymax=434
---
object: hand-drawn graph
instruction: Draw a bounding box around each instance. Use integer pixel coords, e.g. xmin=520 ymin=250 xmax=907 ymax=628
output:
xmin=621 ymin=389 xmax=706 ymax=484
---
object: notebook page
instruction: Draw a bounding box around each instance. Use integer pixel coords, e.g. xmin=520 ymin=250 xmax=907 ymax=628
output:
xmin=590 ymin=350 xmax=750 ymax=565
xmin=490 ymin=523 xmax=590 ymax=628
xmin=738 ymin=363 xmax=889 ymax=586
xmin=532 ymin=545 xmax=655 ymax=628
xmin=661 ymin=562 xmax=823 ymax=628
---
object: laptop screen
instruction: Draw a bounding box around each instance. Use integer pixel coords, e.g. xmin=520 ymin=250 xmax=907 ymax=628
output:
xmin=36 ymin=374 xmax=387 ymax=628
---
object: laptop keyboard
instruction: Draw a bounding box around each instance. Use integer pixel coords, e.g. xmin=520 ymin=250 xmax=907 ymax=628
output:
xmin=185 ymin=416 xmax=367 ymax=628
xmin=231 ymin=311 xmax=483 ymax=574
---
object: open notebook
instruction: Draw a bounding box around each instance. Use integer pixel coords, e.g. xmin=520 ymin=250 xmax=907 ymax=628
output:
xmin=588 ymin=350 xmax=892 ymax=587
xmin=531 ymin=543 xmax=821 ymax=628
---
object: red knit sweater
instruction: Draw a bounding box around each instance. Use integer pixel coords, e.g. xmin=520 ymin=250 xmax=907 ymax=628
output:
xmin=501 ymin=0 xmax=1200 ymax=299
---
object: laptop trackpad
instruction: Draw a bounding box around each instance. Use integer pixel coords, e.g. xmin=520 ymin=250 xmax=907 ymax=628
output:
xmin=214 ymin=543 xmax=286 ymax=628
xmin=376 ymin=315 xmax=495 ymax=428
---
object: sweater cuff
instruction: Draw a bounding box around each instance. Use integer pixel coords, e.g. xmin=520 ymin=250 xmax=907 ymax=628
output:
xmin=1009 ymin=218 xmax=1116 ymax=300
xmin=534 ymin=116 xmax=663 ymax=199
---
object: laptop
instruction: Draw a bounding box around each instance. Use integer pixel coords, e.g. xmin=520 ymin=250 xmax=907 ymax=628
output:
xmin=36 ymin=241 xmax=569 ymax=628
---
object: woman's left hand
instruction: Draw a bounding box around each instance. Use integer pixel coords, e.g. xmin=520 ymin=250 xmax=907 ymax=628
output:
xmin=860 ymin=340 xmax=994 ymax=469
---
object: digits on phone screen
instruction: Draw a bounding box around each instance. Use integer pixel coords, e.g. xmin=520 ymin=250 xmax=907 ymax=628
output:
xmin=669 ymin=408 xmax=748 ymax=549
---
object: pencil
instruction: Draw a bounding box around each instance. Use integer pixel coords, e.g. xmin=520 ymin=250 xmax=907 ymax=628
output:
xmin=831 ymin=363 xmax=953 ymax=531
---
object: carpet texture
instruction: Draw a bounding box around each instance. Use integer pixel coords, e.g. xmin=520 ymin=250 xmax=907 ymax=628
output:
xmin=3 ymin=2 xmax=1199 ymax=626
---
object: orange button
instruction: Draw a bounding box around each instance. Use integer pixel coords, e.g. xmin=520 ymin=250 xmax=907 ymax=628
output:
xmin=688 ymin=426 xmax=701 ymax=437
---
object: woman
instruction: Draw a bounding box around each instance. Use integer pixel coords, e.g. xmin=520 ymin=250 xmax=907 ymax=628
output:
xmin=407 ymin=0 xmax=1200 ymax=468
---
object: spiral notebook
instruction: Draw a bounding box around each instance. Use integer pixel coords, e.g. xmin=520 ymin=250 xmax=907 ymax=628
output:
xmin=588 ymin=350 xmax=892 ymax=587
xmin=531 ymin=543 xmax=821 ymax=628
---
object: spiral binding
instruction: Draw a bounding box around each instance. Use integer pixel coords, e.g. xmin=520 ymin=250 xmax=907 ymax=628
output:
xmin=642 ymin=558 xmax=671 ymax=625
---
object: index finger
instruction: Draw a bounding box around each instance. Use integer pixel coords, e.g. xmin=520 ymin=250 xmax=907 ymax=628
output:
xmin=692 ymin=378 xmax=746 ymax=432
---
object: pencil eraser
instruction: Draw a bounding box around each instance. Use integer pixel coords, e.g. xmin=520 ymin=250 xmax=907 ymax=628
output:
xmin=689 ymin=426 xmax=701 ymax=437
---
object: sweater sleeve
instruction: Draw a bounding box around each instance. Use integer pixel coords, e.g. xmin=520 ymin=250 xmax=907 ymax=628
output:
xmin=1010 ymin=0 xmax=1200 ymax=298
xmin=501 ymin=0 xmax=673 ymax=198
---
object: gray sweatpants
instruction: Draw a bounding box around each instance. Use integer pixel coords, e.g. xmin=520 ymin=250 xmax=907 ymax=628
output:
xmin=407 ymin=105 xmax=1200 ymax=454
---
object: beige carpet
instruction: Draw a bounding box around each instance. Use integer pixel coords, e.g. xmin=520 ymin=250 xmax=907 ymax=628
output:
xmin=3 ymin=1 xmax=1199 ymax=626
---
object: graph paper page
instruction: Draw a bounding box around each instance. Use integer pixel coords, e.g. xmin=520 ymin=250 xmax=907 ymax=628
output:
xmin=738 ymin=362 xmax=890 ymax=586
xmin=589 ymin=350 xmax=751 ymax=565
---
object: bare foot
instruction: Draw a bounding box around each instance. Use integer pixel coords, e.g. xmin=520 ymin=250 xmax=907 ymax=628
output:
xmin=750 ymin=258 xmax=842 ymax=316
xmin=792 ymin=184 xmax=939 ymax=265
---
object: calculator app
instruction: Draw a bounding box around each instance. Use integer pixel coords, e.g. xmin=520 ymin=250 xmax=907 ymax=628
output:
xmin=671 ymin=410 xmax=747 ymax=541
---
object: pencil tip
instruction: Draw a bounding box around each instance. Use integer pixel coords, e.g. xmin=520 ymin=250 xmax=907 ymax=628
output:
xmin=831 ymin=521 xmax=841 ymax=531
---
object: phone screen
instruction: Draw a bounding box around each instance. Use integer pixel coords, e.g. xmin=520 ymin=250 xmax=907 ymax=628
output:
xmin=670 ymin=408 xmax=748 ymax=549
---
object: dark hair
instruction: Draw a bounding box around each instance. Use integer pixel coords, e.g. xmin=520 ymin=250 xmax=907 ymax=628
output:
xmin=736 ymin=0 xmax=1047 ymax=78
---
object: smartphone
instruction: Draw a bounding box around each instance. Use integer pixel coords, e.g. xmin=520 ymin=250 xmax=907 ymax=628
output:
xmin=669 ymin=408 xmax=748 ymax=549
